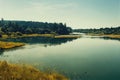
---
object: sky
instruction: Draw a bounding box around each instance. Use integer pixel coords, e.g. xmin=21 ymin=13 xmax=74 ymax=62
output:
xmin=0 ymin=0 xmax=120 ymax=28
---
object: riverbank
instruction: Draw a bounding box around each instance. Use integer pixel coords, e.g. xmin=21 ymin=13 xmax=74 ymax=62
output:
xmin=54 ymin=35 xmax=81 ymax=38
xmin=0 ymin=41 xmax=25 ymax=49
xmin=102 ymin=34 xmax=120 ymax=39
xmin=0 ymin=34 xmax=80 ymax=49
xmin=2 ymin=34 xmax=81 ymax=39
xmin=1 ymin=34 xmax=53 ymax=39
xmin=0 ymin=61 xmax=68 ymax=80
xmin=87 ymin=34 xmax=120 ymax=39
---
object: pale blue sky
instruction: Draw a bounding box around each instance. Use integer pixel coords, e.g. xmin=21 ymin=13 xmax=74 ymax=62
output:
xmin=0 ymin=0 xmax=120 ymax=28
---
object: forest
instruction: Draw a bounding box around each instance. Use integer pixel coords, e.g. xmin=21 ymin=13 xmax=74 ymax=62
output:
xmin=73 ymin=27 xmax=120 ymax=34
xmin=0 ymin=18 xmax=72 ymax=36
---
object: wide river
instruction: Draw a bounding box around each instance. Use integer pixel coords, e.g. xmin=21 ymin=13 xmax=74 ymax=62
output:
xmin=0 ymin=35 xmax=120 ymax=80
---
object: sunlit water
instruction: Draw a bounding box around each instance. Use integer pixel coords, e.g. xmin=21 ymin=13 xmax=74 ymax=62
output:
xmin=0 ymin=36 xmax=120 ymax=80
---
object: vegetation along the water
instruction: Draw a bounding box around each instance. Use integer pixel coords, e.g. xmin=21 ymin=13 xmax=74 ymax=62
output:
xmin=0 ymin=61 xmax=68 ymax=80
xmin=0 ymin=41 xmax=25 ymax=49
xmin=73 ymin=26 xmax=120 ymax=39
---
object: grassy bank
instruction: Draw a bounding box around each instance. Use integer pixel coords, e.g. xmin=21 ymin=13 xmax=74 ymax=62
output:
xmin=87 ymin=34 xmax=120 ymax=39
xmin=1 ymin=34 xmax=54 ymax=39
xmin=102 ymin=34 xmax=120 ymax=39
xmin=23 ymin=34 xmax=54 ymax=38
xmin=0 ymin=41 xmax=25 ymax=49
xmin=54 ymin=35 xmax=81 ymax=38
xmin=0 ymin=61 xmax=68 ymax=80
xmin=2 ymin=34 xmax=80 ymax=39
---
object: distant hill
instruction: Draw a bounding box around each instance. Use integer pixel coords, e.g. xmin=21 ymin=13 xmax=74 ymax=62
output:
xmin=0 ymin=18 xmax=72 ymax=35
xmin=73 ymin=27 xmax=120 ymax=34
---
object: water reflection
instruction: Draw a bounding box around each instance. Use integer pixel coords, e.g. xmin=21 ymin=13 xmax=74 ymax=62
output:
xmin=0 ymin=37 xmax=77 ymax=55
xmin=83 ymin=36 xmax=120 ymax=41
xmin=102 ymin=37 xmax=120 ymax=41
xmin=1 ymin=37 xmax=77 ymax=46
xmin=0 ymin=49 xmax=4 ymax=55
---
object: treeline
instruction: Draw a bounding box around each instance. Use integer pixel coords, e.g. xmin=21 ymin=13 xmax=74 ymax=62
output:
xmin=73 ymin=27 xmax=120 ymax=34
xmin=0 ymin=18 xmax=72 ymax=35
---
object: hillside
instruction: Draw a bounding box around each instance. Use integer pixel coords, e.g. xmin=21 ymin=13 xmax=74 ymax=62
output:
xmin=0 ymin=18 xmax=72 ymax=35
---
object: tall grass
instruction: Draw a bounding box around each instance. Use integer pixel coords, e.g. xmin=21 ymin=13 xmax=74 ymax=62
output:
xmin=0 ymin=61 xmax=68 ymax=80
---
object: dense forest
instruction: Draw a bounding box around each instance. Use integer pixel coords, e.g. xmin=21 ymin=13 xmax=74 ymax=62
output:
xmin=0 ymin=18 xmax=72 ymax=35
xmin=73 ymin=27 xmax=120 ymax=34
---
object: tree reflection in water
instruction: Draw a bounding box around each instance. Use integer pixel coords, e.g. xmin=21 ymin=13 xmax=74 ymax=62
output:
xmin=0 ymin=37 xmax=77 ymax=46
xmin=0 ymin=49 xmax=4 ymax=55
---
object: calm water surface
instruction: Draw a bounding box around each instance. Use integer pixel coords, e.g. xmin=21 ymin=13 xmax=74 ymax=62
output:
xmin=0 ymin=36 xmax=120 ymax=80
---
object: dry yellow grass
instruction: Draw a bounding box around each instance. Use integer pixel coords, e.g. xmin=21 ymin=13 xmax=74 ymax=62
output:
xmin=1 ymin=35 xmax=8 ymax=39
xmin=0 ymin=41 xmax=25 ymax=49
xmin=103 ymin=34 xmax=120 ymax=38
xmin=0 ymin=61 xmax=68 ymax=80
xmin=1 ymin=34 xmax=80 ymax=39
xmin=1 ymin=34 xmax=54 ymax=39
xmin=22 ymin=34 xmax=54 ymax=38
xmin=54 ymin=35 xmax=81 ymax=38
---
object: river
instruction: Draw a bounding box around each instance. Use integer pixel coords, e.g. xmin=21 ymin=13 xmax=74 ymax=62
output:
xmin=0 ymin=35 xmax=120 ymax=80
